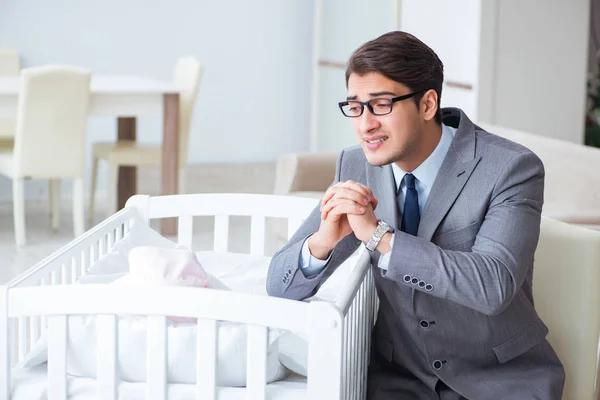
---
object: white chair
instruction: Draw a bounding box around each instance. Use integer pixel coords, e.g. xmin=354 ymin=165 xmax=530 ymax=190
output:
xmin=0 ymin=48 xmax=19 ymax=75
xmin=89 ymin=56 xmax=203 ymax=222
xmin=0 ymin=65 xmax=91 ymax=246
xmin=0 ymin=49 xmax=20 ymax=139
xmin=533 ymin=217 xmax=600 ymax=399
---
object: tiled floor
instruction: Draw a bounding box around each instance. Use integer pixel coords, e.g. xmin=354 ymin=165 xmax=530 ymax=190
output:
xmin=0 ymin=162 xmax=278 ymax=284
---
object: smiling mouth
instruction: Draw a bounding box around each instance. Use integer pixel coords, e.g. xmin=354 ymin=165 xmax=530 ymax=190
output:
xmin=364 ymin=137 xmax=388 ymax=144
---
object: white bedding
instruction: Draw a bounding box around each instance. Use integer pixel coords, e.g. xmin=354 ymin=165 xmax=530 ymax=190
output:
xmin=11 ymin=365 xmax=307 ymax=400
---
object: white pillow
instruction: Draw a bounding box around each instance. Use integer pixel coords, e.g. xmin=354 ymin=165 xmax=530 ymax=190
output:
xmin=276 ymin=249 xmax=362 ymax=377
xmin=278 ymin=330 xmax=309 ymax=376
xmin=20 ymin=315 xmax=285 ymax=387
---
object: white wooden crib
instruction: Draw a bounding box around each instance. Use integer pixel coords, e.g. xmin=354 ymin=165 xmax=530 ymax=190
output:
xmin=0 ymin=193 xmax=377 ymax=400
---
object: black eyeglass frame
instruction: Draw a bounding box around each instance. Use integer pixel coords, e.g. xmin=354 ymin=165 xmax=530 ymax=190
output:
xmin=338 ymin=90 xmax=425 ymax=118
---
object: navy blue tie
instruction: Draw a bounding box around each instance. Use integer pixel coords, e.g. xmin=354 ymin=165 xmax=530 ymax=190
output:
xmin=400 ymin=174 xmax=420 ymax=236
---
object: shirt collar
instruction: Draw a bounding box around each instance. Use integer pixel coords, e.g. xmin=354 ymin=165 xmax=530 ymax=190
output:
xmin=391 ymin=123 xmax=456 ymax=192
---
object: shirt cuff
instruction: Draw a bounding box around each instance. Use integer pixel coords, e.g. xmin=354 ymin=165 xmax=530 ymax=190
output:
xmin=377 ymin=233 xmax=395 ymax=270
xmin=299 ymin=235 xmax=331 ymax=277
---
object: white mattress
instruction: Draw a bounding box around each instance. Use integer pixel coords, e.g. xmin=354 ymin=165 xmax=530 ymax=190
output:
xmin=11 ymin=365 xmax=307 ymax=400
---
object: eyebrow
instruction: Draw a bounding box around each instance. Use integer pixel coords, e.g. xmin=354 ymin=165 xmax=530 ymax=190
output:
xmin=346 ymin=91 xmax=397 ymax=101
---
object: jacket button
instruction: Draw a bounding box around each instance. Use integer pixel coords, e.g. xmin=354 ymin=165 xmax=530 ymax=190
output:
xmin=425 ymin=284 xmax=434 ymax=291
xmin=420 ymin=320 xmax=430 ymax=328
xmin=432 ymin=360 xmax=444 ymax=370
xmin=418 ymin=280 xmax=426 ymax=288
xmin=403 ymin=275 xmax=412 ymax=283
xmin=411 ymin=277 xmax=419 ymax=285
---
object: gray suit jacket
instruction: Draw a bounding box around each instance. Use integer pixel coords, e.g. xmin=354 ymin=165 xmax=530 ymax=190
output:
xmin=267 ymin=108 xmax=564 ymax=399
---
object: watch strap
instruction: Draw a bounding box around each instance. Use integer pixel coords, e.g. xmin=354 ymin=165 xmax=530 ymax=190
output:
xmin=366 ymin=219 xmax=393 ymax=252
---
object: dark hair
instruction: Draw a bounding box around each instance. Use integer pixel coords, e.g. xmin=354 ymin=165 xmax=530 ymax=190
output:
xmin=345 ymin=31 xmax=444 ymax=123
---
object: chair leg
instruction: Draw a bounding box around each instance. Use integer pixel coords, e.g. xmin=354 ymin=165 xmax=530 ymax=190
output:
xmin=107 ymin=163 xmax=119 ymax=217
xmin=49 ymin=179 xmax=60 ymax=231
xmin=178 ymin=167 xmax=187 ymax=195
xmin=88 ymin=156 xmax=100 ymax=227
xmin=72 ymin=178 xmax=85 ymax=237
xmin=12 ymin=179 xmax=26 ymax=247
xmin=48 ymin=181 xmax=53 ymax=219
xmin=88 ymin=156 xmax=99 ymax=226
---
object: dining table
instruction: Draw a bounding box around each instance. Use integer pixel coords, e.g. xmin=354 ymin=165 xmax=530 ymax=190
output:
xmin=0 ymin=75 xmax=180 ymax=235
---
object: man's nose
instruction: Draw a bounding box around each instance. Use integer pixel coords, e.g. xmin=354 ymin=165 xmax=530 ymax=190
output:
xmin=359 ymin=108 xmax=380 ymax=133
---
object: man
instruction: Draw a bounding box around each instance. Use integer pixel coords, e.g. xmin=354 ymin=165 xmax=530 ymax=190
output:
xmin=266 ymin=31 xmax=564 ymax=399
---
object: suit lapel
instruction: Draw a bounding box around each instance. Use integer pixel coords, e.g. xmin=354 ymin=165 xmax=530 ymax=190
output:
xmin=417 ymin=108 xmax=482 ymax=241
xmin=417 ymin=149 xmax=481 ymax=240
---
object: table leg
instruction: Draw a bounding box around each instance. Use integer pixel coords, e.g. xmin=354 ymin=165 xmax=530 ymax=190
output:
xmin=160 ymin=93 xmax=179 ymax=236
xmin=117 ymin=117 xmax=137 ymax=210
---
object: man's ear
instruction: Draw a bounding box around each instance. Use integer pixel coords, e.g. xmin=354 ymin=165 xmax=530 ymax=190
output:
xmin=421 ymin=89 xmax=438 ymax=122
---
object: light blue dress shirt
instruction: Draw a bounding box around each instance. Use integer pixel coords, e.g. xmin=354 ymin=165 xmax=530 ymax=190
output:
xmin=300 ymin=123 xmax=457 ymax=276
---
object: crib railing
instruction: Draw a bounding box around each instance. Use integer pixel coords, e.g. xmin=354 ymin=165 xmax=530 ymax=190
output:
xmin=6 ymin=284 xmax=314 ymax=400
xmin=0 ymin=193 xmax=377 ymax=400
xmin=1 ymin=207 xmax=135 ymax=379
xmin=126 ymin=193 xmax=317 ymax=254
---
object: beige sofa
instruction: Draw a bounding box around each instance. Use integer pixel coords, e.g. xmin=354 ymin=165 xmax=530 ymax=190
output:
xmin=533 ymin=217 xmax=600 ymax=399
xmin=274 ymin=124 xmax=600 ymax=230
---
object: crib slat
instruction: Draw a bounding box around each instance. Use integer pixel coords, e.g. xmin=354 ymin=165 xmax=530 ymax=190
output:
xmin=358 ymin=284 xmax=365 ymax=400
xmin=80 ymin=249 xmax=88 ymax=277
xmin=48 ymin=315 xmax=68 ymax=400
xmin=146 ymin=316 xmax=167 ymax=400
xmin=250 ymin=216 xmax=266 ymax=256
xmin=0 ymin=287 xmax=9 ymax=400
xmin=196 ymin=319 xmax=217 ymax=400
xmin=40 ymin=278 xmax=48 ymax=330
xmin=365 ymin=278 xmax=372 ymax=397
xmin=71 ymin=257 xmax=78 ymax=284
xmin=178 ymin=215 xmax=193 ymax=249
xmin=344 ymin=316 xmax=351 ymax=400
xmin=214 ymin=215 xmax=229 ymax=252
xmin=115 ymin=223 xmax=123 ymax=241
xmin=246 ymin=325 xmax=267 ymax=399
xmin=90 ymin=241 xmax=98 ymax=265
xmin=364 ymin=278 xmax=372 ymax=397
xmin=29 ymin=315 xmax=40 ymax=352
xmin=346 ymin=303 xmax=352 ymax=400
xmin=98 ymin=235 xmax=105 ymax=258
xmin=61 ymin=264 xmax=70 ymax=285
xmin=97 ymin=315 xmax=117 ymax=400
xmin=9 ymin=319 xmax=17 ymax=368
xmin=107 ymin=229 xmax=115 ymax=250
xmin=354 ymin=294 xmax=361 ymax=399
xmin=18 ymin=317 xmax=27 ymax=360
xmin=352 ymin=301 xmax=358 ymax=400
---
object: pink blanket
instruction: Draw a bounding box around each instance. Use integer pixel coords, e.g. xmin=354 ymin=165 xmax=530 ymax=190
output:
xmin=112 ymin=246 xmax=218 ymax=323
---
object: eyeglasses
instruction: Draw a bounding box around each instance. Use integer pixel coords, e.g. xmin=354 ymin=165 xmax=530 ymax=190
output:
xmin=338 ymin=91 xmax=424 ymax=118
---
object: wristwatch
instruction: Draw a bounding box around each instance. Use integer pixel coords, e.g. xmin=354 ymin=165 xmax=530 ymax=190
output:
xmin=365 ymin=219 xmax=394 ymax=252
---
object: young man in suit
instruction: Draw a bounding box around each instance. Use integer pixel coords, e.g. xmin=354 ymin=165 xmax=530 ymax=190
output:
xmin=266 ymin=31 xmax=564 ymax=399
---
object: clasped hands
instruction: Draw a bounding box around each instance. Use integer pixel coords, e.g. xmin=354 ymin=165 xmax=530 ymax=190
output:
xmin=308 ymin=180 xmax=385 ymax=259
